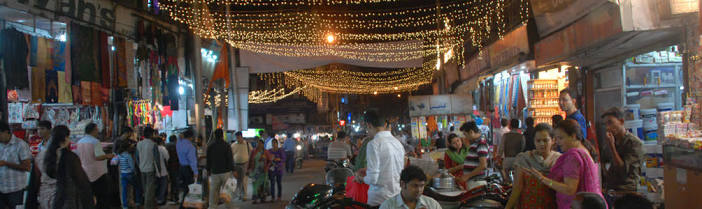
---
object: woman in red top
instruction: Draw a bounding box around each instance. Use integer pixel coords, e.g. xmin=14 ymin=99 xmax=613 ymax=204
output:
xmin=443 ymin=133 xmax=468 ymax=189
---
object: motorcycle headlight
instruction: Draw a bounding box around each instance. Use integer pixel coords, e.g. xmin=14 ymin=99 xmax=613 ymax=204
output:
xmin=296 ymin=145 xmax=302 ymax=150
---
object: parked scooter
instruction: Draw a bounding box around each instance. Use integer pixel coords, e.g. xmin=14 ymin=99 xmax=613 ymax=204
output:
xmin=423 ymin=175 xmax=511 ymax=209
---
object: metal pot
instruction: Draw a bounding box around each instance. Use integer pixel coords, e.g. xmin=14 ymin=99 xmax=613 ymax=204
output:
xmin=433 ymin=169 xmax=455 ymax=189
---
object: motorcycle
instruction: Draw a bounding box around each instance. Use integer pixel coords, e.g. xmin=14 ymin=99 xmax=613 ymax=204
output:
xmin=288 ymin=161 xmax=367 ymax=209
xmin=423 ymin=175 xmax=511 ymax=209
xmin=324 ymin=159 xmax=352 ymax=173
xmin=296 ymin=143 xmax=304 ymax=169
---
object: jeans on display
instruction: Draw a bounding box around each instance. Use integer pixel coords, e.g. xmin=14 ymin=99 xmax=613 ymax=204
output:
xmin=269 ymin=172 xmax=282 ymax=198
xmin=120 ymin=172 xmax=143 ymax=207
xmin=285 ymin=151 xmax=295 ymax=174
xmin=141 ymin=172 xmax=157 ymax=209
xmin=208 ymin=172 xmax=232 ymax=209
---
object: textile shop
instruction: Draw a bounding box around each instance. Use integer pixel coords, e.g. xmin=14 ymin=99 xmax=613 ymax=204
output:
xmin=0 ymin=2 xmax=191 ymax=147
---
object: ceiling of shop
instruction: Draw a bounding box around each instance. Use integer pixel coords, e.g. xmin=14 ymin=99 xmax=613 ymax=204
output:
xmin=0 ymin=6 xmax=66 ymax=37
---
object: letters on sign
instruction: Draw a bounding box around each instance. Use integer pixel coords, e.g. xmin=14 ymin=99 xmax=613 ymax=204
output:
xmin=3 ymin=0 xmax=116 ymax=30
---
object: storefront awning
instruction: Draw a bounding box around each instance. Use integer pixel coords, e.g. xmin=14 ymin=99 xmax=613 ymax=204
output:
xmin=535 ymin=1 xmax=692 ymax=68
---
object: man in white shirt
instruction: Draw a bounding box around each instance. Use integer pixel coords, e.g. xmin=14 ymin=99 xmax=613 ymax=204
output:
xmin=358 ymin=110 xmax=405 ymax=207
xmin=230 ymin=131 xmax=252 ymax=201
xmin=493 ymin=118 xmax=509 ymax=148
xmin=75 ymin=123 xmax=115 ymax=209
xmin=380 ymin=165 xmax=441 ymax=209
xmin=327 ymin=131 xmax=352 ymax=161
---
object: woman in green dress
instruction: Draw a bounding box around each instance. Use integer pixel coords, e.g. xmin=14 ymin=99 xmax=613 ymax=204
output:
xmin=249 ymin=139 xmax=271 ymax=204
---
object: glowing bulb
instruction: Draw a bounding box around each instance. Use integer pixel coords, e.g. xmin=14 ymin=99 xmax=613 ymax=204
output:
xmin=373 ymin=91 xmax=378 ymax=95
xmin=326 ymin=34 xmax=335 ymax=43
xmin=394 ymin=87 xmax=398 ymax=90
xmin=178 ymin=86 xmax=185 ymax=95
xmin=397 ymin=94 xmax=401 ymax=98
xmin=435 ymin=59 xmax=441 ymax=70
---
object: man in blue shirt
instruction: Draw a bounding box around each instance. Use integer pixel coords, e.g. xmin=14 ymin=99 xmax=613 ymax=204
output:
xmin=282 ymin=135 xmax=297 ymax=174
xmin=176 ymin=128 xmax=198 ymax=207
xmin=559 ymin=88 xmax=588 ymax=139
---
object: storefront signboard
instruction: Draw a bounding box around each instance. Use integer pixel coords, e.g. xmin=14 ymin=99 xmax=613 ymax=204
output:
xmin=532 ymin=0 xmax=610 ymax=36
xmin=409 ymin=95 xmax=431 ymax=117
xmin=409 ymin=94 xmax=473 ymax=117
xmin=488 ymin=25 xmax=529 ymax=68
xmin=1 ymin=0 xmax=116 ymax=29
xmin=535 ymin=3 xmax=623 ymax=66
xmin=429 ymin=95 xmax=451 ymax=116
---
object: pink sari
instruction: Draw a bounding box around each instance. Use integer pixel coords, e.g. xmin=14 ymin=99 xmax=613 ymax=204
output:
xmin=548 ymin=148 xmax=603 ymax=209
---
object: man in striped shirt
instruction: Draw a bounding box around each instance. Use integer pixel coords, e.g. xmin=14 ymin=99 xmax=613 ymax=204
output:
xmin=458 ymin=121 xmax=489 ymax=190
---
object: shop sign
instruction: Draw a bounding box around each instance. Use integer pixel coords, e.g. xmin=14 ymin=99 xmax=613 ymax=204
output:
xmin=535 ymin=3 xmax=622 ymax=66
xmin=409 ymin=94 xmax=473 ymax=117
xmin=1 ymin=0 xmax=116 ymax=29
xmin=409 ymin=95 xmax=430 ymax=117
xmin=532 ymin=0 xmax=610 ymax=36
xmin=488 ymin=25 xmax=529 ymax=68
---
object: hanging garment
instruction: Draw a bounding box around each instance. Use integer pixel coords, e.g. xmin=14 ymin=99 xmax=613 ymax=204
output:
xmin=0 ymin=28 xmax=30 ymax=89
xmin=98 ymin=32 xmax=109 ymax=87
xmin=115 ymin=37 xmax=128 ymax=88
xmin=58 ymin=71 xmax=73 ymax=103
xmin=64 ymin=23 xmax=71 ymax=82
xmin=37 ymin=37 xmax=52 ymax=69
xmin=29 ymin=35 xmax=37 ymax=66
xmin=31 ymin=68 xmax=46 ymax=103
xmin=80 ymin=81 xmax=91 ymax=105
xmin=72 ymin=85 xmax=81 ymax=104
xmin=91 ymin=82 xmax=103 ymax=106
xmin=46 ymin=70 xmax=59 ymax=103
xmin=52 ymin=40 xmax=66 ymax=71
xmin=70 ymin=23 xmax=99 ymax=83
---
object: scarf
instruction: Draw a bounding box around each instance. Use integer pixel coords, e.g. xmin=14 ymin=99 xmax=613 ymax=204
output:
xmin=445 ymin=147 xmax=468 ymax=164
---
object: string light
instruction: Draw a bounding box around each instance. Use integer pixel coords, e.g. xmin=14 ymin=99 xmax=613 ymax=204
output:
xmin=160 ymin=0 xmax=529 ymax=67
xmin=259 ymin=64 xmax=433 ymax=95
xmin=249 ymin=86 xmax=306 ymax=103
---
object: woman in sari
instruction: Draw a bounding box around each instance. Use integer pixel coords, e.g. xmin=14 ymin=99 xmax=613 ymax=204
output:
xmin=443 ymin=133 xmax=468 ymax=189
xmin=505 ymin=123 xmax=562 ymax=209
xmin=249 ymin=139 xmax=271 ymax=204
xmin=523 ymin=119 xmax=603 ymax=209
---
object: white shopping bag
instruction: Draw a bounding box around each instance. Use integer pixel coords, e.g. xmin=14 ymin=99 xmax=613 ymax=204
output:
xmin=183 ymin=184 xmax=204 ymax=208
xmin=219 ymin=177 xmax=238 ymax=203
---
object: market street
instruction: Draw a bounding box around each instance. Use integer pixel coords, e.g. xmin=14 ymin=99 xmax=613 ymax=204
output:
xmin=164 ymin=159 xmax=327 ymax=209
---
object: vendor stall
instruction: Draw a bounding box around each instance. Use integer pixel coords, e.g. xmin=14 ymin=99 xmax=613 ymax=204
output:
xmin=408 ymin=94 xmax=475 ymax=143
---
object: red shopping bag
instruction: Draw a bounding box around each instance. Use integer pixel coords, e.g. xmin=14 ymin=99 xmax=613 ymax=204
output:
xmin=345 ymin=176 xmax=369 ymax=203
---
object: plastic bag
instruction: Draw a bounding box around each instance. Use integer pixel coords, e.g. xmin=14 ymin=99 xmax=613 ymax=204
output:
xmin=219 ymin=177 xmax=237 ymax=203
xmin=345 ymin=176 xmax=369 ymax=203
xmin=183 ymin=183 xmax=204 ymax=208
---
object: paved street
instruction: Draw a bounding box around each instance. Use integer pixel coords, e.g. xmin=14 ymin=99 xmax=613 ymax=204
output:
xmin=164 ymin=159 xmax=327 ymax=209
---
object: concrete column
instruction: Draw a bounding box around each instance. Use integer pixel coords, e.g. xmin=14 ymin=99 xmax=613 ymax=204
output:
xmin=192 ymin=34 xmax=205 ymax=144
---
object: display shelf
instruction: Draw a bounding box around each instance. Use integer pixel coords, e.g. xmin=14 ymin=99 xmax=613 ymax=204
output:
xmin=529 ymin=106 xmax=560 ymax=109
xmin=627 ymin=84 xmax=679 ymax=89
xmin=663 ymin=145 xmax=702 ymax=172
xmin=529 ymin=97 xmax=560 ymax=100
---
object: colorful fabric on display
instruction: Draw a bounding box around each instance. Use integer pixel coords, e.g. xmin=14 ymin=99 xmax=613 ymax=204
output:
xmin=70 ymin=23 xmax=99 ymax=83
xmin=81 ymin=81 xmax=91 ymax=105
xmin=72 ymin=85 xmax=81 ymax=104
xmin=0 ymin=28 xmax=30 ymax=89
xmin=58 ymin=71 xmax=72 ymax=103
xmin=31 ymin=68 xmax=46 ymax=103
xmin=64 ymin=23 xmax=71 ymax=82
xmin=52 ymin=40 xmax=66 ymax=71
xmin=115 ymin=37 xmax=128 ymax=87
xmin=90 ymin=82 xmax=102 ymax=105
xmin=45 ymin=70 xmax=58 ymax=103
xmin=512 ymin=75 xmax=520 ymax=108
xmin=37 ymin=37 xmax=52 ymax=69
xmin=99 ymin=32 xmax=109 ymax=87
xmin=29 ymin=36 xmax=37 ymax=66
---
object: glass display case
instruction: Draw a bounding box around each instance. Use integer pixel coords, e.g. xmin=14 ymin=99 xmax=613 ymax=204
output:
xmin=624 ymin=62 xmax=683 ymax=110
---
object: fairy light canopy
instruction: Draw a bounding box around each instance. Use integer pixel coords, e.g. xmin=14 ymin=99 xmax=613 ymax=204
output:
xmin=161 ymin=0 xmax=530 ymax=69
